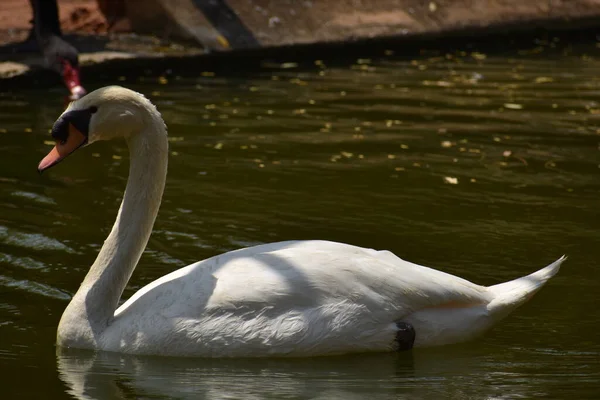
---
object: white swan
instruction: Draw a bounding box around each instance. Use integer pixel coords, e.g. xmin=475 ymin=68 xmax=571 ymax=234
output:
xmin=39 ymin=86 xmax=565 ymax=357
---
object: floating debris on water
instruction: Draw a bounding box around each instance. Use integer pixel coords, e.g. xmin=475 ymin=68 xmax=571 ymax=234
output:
xmin=422 ymin=80 xmax=454 ymax=87
xmin=471 ymin=52 xmax=487 ymax=61
xmin=504 ymin=103 xmax=524 ymax=110
xmin=280 ymin=62 xmax=298 ymax=69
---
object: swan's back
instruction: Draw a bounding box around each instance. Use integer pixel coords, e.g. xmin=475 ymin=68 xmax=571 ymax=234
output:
xmin=208 ymin=240 xmax=490 ymax=312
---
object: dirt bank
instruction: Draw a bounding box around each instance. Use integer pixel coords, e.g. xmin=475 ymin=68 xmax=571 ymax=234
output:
xmin=1 ymin=0 xmax=600 ymax=86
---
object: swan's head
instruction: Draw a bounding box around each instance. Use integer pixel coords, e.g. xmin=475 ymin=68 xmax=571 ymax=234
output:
xmin=38 ymin=86 xmax=156 ymax=172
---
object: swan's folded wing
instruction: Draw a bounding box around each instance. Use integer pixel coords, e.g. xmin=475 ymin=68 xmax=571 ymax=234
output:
xmin=204 ymin=240 xmax=492 ymax=319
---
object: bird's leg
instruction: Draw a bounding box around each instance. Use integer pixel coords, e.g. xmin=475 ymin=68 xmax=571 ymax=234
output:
xmin=394 ymin=321 xmax=416 ymax=351
xmin=30 ymin=0 xmax=63 ymax=40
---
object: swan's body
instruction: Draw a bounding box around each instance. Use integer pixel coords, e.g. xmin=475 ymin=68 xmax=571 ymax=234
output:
xmin=40 ymin=86 xmax=565 ymax=357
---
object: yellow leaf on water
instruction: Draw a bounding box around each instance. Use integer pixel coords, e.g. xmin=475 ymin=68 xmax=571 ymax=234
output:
xmin=504 ymin=103 xmax=523 ymax=110
xmin=444 ymin=176 xmax=458 ymax=184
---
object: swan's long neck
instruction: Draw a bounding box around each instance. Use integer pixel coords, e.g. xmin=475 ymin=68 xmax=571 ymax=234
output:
xmin=58 ymin=103 xmax=168 ymax=346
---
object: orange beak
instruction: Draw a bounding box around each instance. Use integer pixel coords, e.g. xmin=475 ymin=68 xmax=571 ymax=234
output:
xmin=38 ymin=123 xmax=87 ymax=173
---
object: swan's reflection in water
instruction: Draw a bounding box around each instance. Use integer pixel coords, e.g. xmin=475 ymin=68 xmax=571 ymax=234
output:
xmin=58 ymin=345 xmax=542 ymax=399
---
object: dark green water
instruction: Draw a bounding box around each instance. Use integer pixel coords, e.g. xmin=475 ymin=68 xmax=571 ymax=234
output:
xmin=1 ymin=45 xmax=599 ymax=399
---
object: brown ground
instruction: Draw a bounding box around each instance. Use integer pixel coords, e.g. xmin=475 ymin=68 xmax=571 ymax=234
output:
xmin=3 ymin=0 xmax=600 ymax=49
xmin=0 ymin=0 xmax=123 ymax=46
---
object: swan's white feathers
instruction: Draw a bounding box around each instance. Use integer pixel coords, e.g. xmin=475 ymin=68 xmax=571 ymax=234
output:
xmin=106 ymin=240 xmax=496 ymax=356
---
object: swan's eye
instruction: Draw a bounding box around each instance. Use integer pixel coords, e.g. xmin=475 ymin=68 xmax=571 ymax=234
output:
xmin=89 ymin=106 xmax=98 ymax=114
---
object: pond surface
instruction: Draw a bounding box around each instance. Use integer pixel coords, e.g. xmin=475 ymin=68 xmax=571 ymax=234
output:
xmin=1 ymin=41 xmax=599 ymax=399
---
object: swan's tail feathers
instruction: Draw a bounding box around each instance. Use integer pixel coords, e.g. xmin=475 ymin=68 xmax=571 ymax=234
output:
xmin=487 ymin=255 xmax=566 ymax=312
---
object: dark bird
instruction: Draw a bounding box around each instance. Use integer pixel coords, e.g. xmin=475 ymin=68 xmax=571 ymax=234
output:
xmin=30 ymin=0 xmax=86 ymax=99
